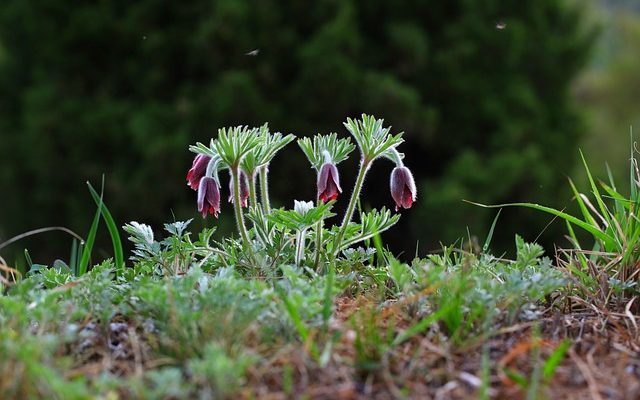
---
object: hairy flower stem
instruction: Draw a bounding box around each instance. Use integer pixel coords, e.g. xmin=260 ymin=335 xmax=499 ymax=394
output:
xmin=314 ymin=195 xmax=323 ymax=271
xmin=248 ymin=172 xmax=258 ymax=209
xmin=295 ymin=228 xmax=307 ymax=266
xmin=231 ymin=166 xmax=253 ymax=254
xmin=259 ymin=166 xmax=271 ymax=213
xmin=333 ymin=158 xmax=371 ymax=255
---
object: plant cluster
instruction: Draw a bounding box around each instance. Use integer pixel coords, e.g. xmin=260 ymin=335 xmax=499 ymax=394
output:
xmin=182 ymin=114 xmax=416 ymax=271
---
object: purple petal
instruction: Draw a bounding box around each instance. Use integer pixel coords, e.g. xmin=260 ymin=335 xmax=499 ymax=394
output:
xmin=197 ymin=177 xmax=207 ymax=215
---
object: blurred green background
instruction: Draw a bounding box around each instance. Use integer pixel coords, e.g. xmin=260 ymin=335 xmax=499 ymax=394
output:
xmin=0 ymin=0 xmax=638 ymax=265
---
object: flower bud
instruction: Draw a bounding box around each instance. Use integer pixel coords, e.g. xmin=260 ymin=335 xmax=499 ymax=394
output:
xmin=294 ymin=200 xmax=314 ymax=216
xmin=197 ymin=176 xmax=221 ymax=218
xmin=228 ymin=171 xmax=250 ymax=208
xmin=186 ymin=154 xmax=211 ymax=190
xmin=390 ymin=166 xmax=416 ymax=211
xmin=317 ymin=163 xmax=342 ymax=202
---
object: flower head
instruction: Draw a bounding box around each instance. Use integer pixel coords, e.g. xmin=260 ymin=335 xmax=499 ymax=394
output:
xmin=186 ymin=154 xmax=211 ymax=190
xmin=197 ymin=176 xmax=221 ymax=218
xmin=317 ymin=162 xmax=342 ymax=202
xmin=390 ymin=166 xmax=416 ymax=211
xmin=228 ymin=171 xmax=250 ymax=207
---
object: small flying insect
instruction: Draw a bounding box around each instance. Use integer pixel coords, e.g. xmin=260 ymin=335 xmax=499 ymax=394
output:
xmin=495 ymin=21 xmax=506 ymax=30
xmin=245 ymin=49 xmax=260 ymax=56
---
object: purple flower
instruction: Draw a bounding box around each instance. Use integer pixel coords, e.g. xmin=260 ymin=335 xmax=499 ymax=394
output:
xmin=390 ymin=166 xmax=416 ymax=211
xmin=317 ymin=162 xmax=342 ymax=202
xmin=197 ymin=176 xmax=221 ymax=218
xmin=228 ymin=171 xmax=250 ymax=208
xmin=186 ymin=154 xmax=211 ymax=190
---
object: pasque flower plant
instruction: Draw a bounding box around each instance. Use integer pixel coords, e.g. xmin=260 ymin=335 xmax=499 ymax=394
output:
xmin=187 ymin=115 xmax=417 ymax=269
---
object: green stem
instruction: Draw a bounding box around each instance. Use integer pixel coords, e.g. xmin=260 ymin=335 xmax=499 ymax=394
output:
xmin=333 ymin=158 xmax=371 ymax=255
xmin=314 ymin=193 xmax=323 ymax=271
xmin=231 ymin=166 xmax=252 ymax=247
xmin=248 ymin=171 xmax=258 ymax=209
xmin=389 ymin=147 xmax=404 ymax=167
xmin=259 ymin=166 xmax=271 ymax=213
xmin=295 ymin=228 xmax=307 ymax=266
xmin=313 ymin=220 xmax=323 ymax=271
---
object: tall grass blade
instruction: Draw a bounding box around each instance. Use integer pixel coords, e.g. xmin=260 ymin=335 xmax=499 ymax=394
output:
xmin=87 ymin=180 xmax=125 ymax=273
xmin=483 ymin=209 xmax=501 ymax=253
xmin=78 ymin=189 xmax=103 ymax=276
xmin=579 ymin=150 xmax=611 ymax=229
xmin=630 ymin=129 xmax=637 ymax=202
xmin=600 ymin=182 xmax=630 ymax=211
xmin=568 ymin=178 xmax=597 ymax=227
xmin=605 ymin=163 xmax=626 ymax=216
xmin=465 ymin=200 xmax=615 ymax=247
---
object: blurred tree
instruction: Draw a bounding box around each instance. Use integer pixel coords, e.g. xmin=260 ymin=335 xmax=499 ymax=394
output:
xmin=573 ymin=6 xmax=640 ymax=187
xmin=0 ymin=0 xmax=595 ymax=261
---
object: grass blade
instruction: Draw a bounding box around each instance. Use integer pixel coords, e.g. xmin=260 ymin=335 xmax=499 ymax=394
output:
xmin=579 ymin=150 xmax=612 ymax=229
xmin=630 ymin=129 xmax=637 ymax=202
xmin=543 ymin=339 xmax=571 ymax=382
xmin=504 ymin=368 xmax=528 ymax=389
xmin=568 ymin=178 xmax=597 ymax=227
xmin=392 ymin=304 xmax=448 ymax=346
xmin=465 ymin=200 xmax=615 ymax=247
xmin=605 ymin=163 xmax=626 ymax=216
xmin=87 ymin=180 xmax=124 ymax=272
xmin=78 ymin=189 xmax=103 ymax=276
xmin=600 ymin=182 xmax=630 ymax=211
xmin=482 ymin=209 xmax=501 ymax=253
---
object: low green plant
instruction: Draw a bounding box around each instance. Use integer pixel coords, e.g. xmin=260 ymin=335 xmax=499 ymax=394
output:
xmin=0 ymin=257 xmax=331 ymax=399
xmin=188 ymin=343 xmax=256 ymax=398
xmin=389 ymin=236 xmax=566 ymax=345
xmin=352 ymin=304 xmax=395 ymax=374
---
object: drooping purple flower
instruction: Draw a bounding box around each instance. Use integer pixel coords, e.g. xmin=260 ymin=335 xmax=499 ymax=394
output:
xmin=390 ymin=166 xmax=416 ymax=211
xmin=228 ymin=171 xmax=250 ymax=208
xmin=186 ymin=154 xmax=211 ymax=190
xmin=317 ymin=162 xmax=342 ymax=202
xmin=197 ymin=176 xmax=221 ymax=218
